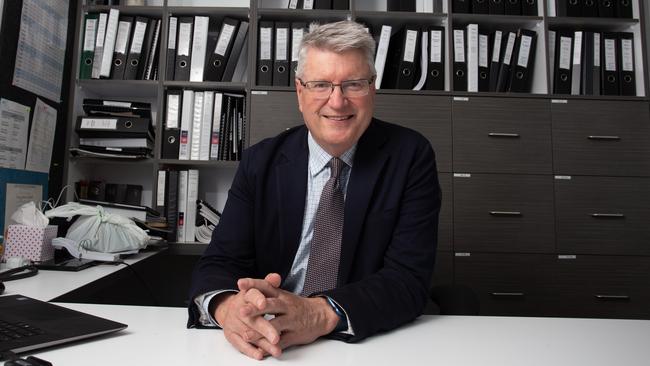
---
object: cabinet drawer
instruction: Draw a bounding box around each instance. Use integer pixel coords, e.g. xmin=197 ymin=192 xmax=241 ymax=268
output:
xmin=552 ymin=255 xmax=650 ymax=319
xmin=552 ymin=100 xmax=650 ymax=176
xmin=438 ymin=173 xmax=452 ymax=252
xmin=453 ymin=97 xmax=552 ymax=174
xmin=374 ymin=94 xmax=452 ymax=172
xmin=249 ymin=91 xmax=303 ymax=146
xmin=555 ymin=176 xmax=650 ymax=255
xmin=453 ymin=174 xmax=555 ymax=253
xmin=454 ymin=253 xmax=556 ymax=316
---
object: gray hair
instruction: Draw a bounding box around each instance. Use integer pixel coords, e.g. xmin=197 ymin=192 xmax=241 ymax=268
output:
xmin=295 ymin=20 xmax=376 ymax=79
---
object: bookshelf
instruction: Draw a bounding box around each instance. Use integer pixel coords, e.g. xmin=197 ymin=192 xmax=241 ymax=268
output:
xmin=63 ymin=0 xmax=650 ymax=319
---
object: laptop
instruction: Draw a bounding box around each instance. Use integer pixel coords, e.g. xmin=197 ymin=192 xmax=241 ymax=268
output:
xmin=0 ymin=295 xmax=127 ymax=354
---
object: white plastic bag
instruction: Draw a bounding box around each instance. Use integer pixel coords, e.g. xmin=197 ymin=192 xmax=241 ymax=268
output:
xmin=44 ymin=202 xmax=148 ymax=253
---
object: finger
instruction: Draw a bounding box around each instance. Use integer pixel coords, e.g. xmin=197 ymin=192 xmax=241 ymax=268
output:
xmin=264 ymin=273 xmax=282 ymax=288
xmin=237 ymin=278 xmax=281 ymax=297
xmin=242 ymin=287 xmax=269 ymax=311
xmin=276 ymin=330 xmax=302 ymax=351
xmin=224 ymin=329 xmax=265 ymax=360
xmin=241 ymin=313 xmax=281 ymax=345
xmin=253 ymin=336 xmax=283 ymax=358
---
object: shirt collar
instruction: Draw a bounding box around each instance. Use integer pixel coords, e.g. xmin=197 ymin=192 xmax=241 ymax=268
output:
xmin=307 ymin=132 xmax=356 ymax=177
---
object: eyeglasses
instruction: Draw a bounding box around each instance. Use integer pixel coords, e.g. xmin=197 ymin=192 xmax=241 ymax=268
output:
xmin=298 ymin=77 xmax=375 ymax=99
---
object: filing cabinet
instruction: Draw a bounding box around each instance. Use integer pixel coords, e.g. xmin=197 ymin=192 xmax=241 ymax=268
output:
xmin=453 ymin=173 xmax=555 ymax=253
xmin=452 ymin=97 xmax=552 ymax=174
xmin=437 ymin=173 xmax=452 ymax=252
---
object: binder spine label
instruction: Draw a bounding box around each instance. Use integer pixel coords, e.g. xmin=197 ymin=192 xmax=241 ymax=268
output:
xmin=157 ymin=171 xmax=166 ymax=207
xmin=604 ymin=39 xmax=616 ymax=71
xmin=216 ymin=23 xmax=236 ymax=56
xmin=115 ymin=21 xmax=131 ymax=54
xmin=404 ymin=30 xmax=418 ymax=62
xmin=431 ymin=30 xmax=442 ymax=63
xmin=621 ymin=39 xmax=633 ymax=71
xmin=454 ymin=30 xmax=465 ymax=63
xmin=594 ymin=33 xmax=600 ymax=67
xmin=517 ymin=35 xmax=532 ymax=67
xmin=84 ymin=18 xmax=97 ymax=51
xmin=559 ymin=36 xmax=572 ymax=70
xmin=292 ymin=29 xmax=304 ymax=61
xmin=573 ymin=32 xmax=583 ymax=65
xmin=168 ymin=17 xmax=177 ymax=49
xmin=260 ymin=27 xmax=272 ymax=60
xmin=479 ymin=34 xmax=489 ymax=67
xmin=503 ymin=33 xmax=516 ymax=65
xmin=166 ymin=94 xmax=180 ymax=129
xmin=492 ymin=31 xmax=502 ymax=62
xmin=178 ymin=22 xmax=192 ymax=56
xmin=275 ymin=28 xmax=288 ymax=60
xmin=130 ymin=21 xmax=146 ymax=54
xmin=81 ymin=118 xmax=117 ymax=129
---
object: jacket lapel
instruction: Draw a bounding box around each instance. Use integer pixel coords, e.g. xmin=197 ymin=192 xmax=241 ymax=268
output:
xmin=276 ymin=129 xmax=309 ymax=278
xmin=339 ymin=120 xmax=389 ymax=284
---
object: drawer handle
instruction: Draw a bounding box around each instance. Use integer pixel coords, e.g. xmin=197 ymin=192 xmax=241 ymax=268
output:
xmin=491 ymin=292 xmax=525 ymax=297
xmin=595 ymin=295 xmax=630 ymax=301
xmin=488 ymin=133 xmax=520 ymax=138
xmin=587 ymin=135 xmax=621 ymax=140
xmin=591 ymin=213 xmax=625 ymax=218
xmin=489 ymin=211 xmax=522 ymax=216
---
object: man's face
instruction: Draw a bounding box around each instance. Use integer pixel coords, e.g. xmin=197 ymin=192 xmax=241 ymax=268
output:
xmin=295 ymin=47 xmax=375 ymax=157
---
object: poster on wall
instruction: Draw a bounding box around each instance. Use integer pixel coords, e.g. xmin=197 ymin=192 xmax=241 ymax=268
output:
xmin=12 ymin=0 xmax=68 ymax=103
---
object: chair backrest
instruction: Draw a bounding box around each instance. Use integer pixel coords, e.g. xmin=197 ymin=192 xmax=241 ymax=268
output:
xmin=430 ymin=284 xmax=480 ymax=315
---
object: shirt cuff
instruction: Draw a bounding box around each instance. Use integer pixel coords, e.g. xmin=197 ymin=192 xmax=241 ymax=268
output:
xmin=194 ymin=290 xmax=238 ymax=328
xmin=325 ymin=296 xmax=355 ymax=336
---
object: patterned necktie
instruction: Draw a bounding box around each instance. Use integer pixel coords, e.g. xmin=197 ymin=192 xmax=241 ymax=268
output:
xmin=302 ymin=157 xmax=345 ymax=296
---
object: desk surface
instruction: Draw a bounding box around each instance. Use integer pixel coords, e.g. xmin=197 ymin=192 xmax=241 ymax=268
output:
xmin=22 ymin=304 xmax=650 ymax=366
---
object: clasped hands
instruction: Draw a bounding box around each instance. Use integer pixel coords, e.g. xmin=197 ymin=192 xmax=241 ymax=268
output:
xmin=213 ymin=273 xmax=340 ymax=360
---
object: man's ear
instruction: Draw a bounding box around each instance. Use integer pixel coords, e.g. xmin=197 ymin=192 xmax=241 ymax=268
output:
xmin=295 ymin=78 xmax=304 ymax=113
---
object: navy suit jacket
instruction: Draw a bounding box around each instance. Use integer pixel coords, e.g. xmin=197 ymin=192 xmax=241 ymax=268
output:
xmin=188 ymin=118 xmax=441 ymax=342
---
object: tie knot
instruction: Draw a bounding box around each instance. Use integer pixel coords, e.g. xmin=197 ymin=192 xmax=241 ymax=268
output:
xmin=329 ymin=157 xmax=344 ymax=180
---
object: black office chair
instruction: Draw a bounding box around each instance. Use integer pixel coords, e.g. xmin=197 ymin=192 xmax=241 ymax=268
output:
xmin=429 ymin=284 xmax=480 ymax=315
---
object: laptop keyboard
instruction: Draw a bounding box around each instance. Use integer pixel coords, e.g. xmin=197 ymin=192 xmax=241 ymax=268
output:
xmin=0 ymin=320 xmax=45 ymax=342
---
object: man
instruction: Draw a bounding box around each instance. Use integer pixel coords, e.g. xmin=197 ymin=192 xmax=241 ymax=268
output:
xmin=188 ymin=20 xmax=441 ymax=360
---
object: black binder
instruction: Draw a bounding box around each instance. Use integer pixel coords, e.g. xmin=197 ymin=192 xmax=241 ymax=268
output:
xmin=124 ymin=17 xmax=149 ymax=80
xmin=472 ymin=0 xmax=489 ymax=14
xmin=508 ymin=29 xmax=537 ymax=93
xmin=165 ymin=169 xmax=179 ymax=241
xmin=272 ymin=22 xmax=291 ymax=86
xmin=453 ymin=0 xmax=471 ymax=13
xmin=582 ymin=32 xmax=596 ymax=95
xmin=222 ymin=20 xmax=249 ymax=82
xmin=162 ymin=90 xmax=182 ymax=159
xmin=205 ymin=18 xmax=240 ymax=82
xmin=554 ymin=31 xmax=573 ymax=94
xmin=387 ymin=0 xmax=415 ymax=11
xmin=174 ymin=17 xmax=194 ymax=81
xmin=383 ymin=25 xmax=421 ymax=89
xmin=314 ymin=0 xmax=332 ymax=9
xmin=257 ymin=21 xmax=274 ymax=86
xmin=452 ymin=28 xmax=467 ymax=91
xmin=165 ymin=16 xmax=177 ymax=81
xmin=619 ymin=32 xmax=636 ymax=96
xmin=110 ymin=16 xmax=133 ymax=80
xmin=521 ymin=0 xmax=538 ymax=15
xmin=601 ymin=32 xmax=619 ymax=95
xmin=332 ymin=0 xmax=348 ymax=10
xmin=504 ymin=0 xmax=521 ymax=15
xmin=75 ymin=116 xmax=153 ymax=139
xmin=488 ymin=30 xmax=504 ymax=92
xmin=82 ymin=99 xmax=151 ymax=119
xmin=616 ymin=0 xmax=633 ymax=18
xmin=478 ymin=31 xmax=490 ymax=92
xmin=139 ymin=18 xmax=160 ymax=80
xmin=496 ymin=31 xmax=517 ymax=92
xmin=425 ymin=26 xmax=445 ymax=91
xmin=597 ymin=0 xmax=615 ymax=17
xmin=581 ymin=0 xmax=599 ymax=17
xmin=489 ymin=0 xmax=505 ymax=14
xmin=557 ymin=0 xmax=581 ymax=16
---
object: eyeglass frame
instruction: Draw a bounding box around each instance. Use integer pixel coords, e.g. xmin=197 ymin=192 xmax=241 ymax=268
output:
xmin=297 ymin=76 xmax=376 ymax=99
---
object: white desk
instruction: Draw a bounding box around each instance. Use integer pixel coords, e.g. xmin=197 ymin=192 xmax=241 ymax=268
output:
xmin=22 ymin=304 xmax=650 ymax=366
xmin=1 ymin=251 xmax=157 ymax=301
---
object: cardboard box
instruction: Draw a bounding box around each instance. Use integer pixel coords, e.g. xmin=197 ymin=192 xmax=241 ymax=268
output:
xmin=3 ymin=225 xmax=57 ymax=262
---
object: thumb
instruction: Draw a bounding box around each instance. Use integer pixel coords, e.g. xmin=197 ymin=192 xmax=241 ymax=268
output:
xmin=265 ymin=273 xmax=282 ymax=288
